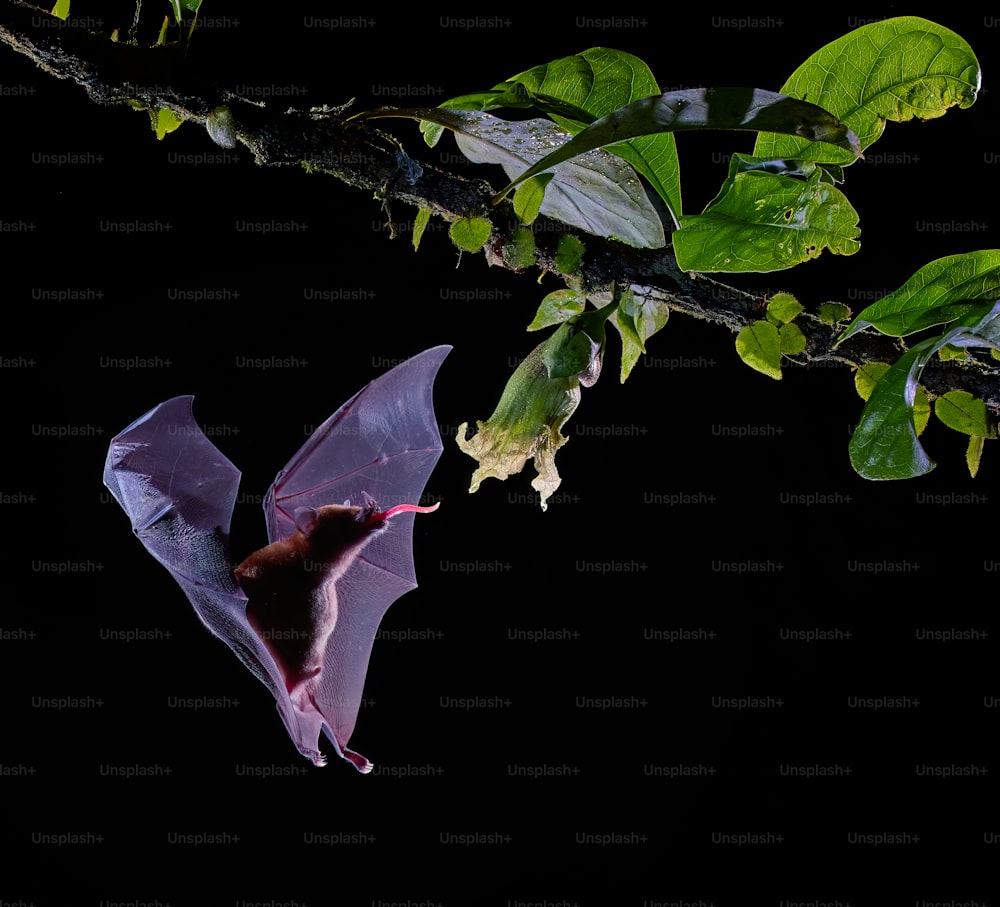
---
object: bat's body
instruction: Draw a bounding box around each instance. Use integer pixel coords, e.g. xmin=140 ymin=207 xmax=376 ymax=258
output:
xmin=103 ymin=347 xmax=450 ymax=770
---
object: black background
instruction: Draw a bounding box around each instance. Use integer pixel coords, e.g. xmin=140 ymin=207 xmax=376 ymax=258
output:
xmin=3 ymin=7 xmax=998 ymax=904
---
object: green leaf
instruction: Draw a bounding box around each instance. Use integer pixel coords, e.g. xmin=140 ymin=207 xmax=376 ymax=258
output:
xmin=854 ymin=362 xmax=890 ymax=401
xmin=736 ymin=321 xmax=782 ymax=380
xmin=613 ymin=288 xmax=669 ymax=382
xmin=370 ymin=109 xmax=664 ymax=249
xmin=818 ymin=302 xmax=851 ymax=325
xmin=493 ymin=86 xmax=860 ymax=203
xmin=849 ymin=341 xmax=937 ymax=478
xmin=153 ymin=108 xmax=184 ymax=140
xmin=449 ymin=217 xmax=491 ymax=252
xmin=491 ymin=48 xmax=683 ymax=223
xmin=849 ymin=301 xmax=1000 ymax=479
xmin=50 ymin=0 xmax=69 ymax=19
xmin=502 ymin=227 xmax=537 ymax=270
xmin=934 ymin=390 xmax=996 ymax=438
xmin=755 ymin=17 xmax=980 ymax=166
xmin=512 ymin=174 xmax=553 ymax=226
xmin=966 ymin=435 xmax=986 ymax=478
xmin=767 ymin=292 xmax=803 ymax=324
xmin=838 ymin=250 xmax=1000 ymax=342
xmin=554 ymin=235 xmax=585 ymax=275
xmin=542 ymin=322 xmax=603 ymax=380
xmin=937 ymin=344 xmax=969 ymax=362
xmin=913 ymin=388 xmax=931 ymax=437
xmin=673 ymin=167 xmax=860 ymax=272
xmin=528 ymin=289 xmax=585 ymax=331
xmin=779 ymin=322 xmax=807 ymax=354
xmin=206 ymin=106 xmax=236 ymax=149
xmin=612 ymin=291 xmax=643 ymax=356
xmin=412 ymin=208 xmax=431 ymax=251
xmin=167 ymin=0 xmax=201 ymax=22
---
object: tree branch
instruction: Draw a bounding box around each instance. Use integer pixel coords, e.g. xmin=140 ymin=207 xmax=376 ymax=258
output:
xmin=5 ymin=0 xmax=1000 ymax=414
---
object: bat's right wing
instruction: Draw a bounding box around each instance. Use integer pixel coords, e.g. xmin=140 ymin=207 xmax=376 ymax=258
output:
xmin=103 ymin=397 xmax=292 ymax=726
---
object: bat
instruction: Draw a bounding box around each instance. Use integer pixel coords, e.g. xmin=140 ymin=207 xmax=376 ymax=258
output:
xmin=103 ymin=346 xmax=450 ymax=771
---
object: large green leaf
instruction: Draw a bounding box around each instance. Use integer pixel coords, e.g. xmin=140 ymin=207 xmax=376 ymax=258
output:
xmin=838 ymin=250 xmax=1000 ymax=342
xmin=424 ymin=49 xmax=682 ymax=223
xmin=369 ymin=108 xmax=665 ymax=249
xmin=755 ymin=17 xmax=980 ymax=165
xmin=849 ymin=300 xmax=1000 ymax=479
xmin=496 ymin=49 xmax=682 ymax=224
xmin=493 ymin=87 xmax=860 ymax=203
xmin=673 ymin=165 xmax=860 ymax=272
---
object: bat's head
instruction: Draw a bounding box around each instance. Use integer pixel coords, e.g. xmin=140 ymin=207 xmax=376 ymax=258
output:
xmin=296 ymin=494 xmax=437 ymax=553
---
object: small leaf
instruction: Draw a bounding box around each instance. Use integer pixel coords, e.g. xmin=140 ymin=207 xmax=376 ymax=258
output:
xmin=767 ymin=292 xmax=803 ymax=324
xmin=818 ymin=302 xmax=851 ymax=324
xmin=736 ymin=321 xmax=782 ymax=380
xmin=412 ymin=208 xmax=431 ymax=251
xmin=966 ymin=435 xmax=986 ymax=478
xmin=512 ymin=174 xmax=553 ymax=225
xmin=528 ymin=289 xmax=585 ymax=331
xmin=854 ymin=362 xmax=890 ymax=401
xmin=554 ymin=235 xmax=585 ymax=275
xmin=153 ymin=108 xmax=184 ymax=140
xmin=50 ymin=0 xmax=69 ymax=19
xmin=206 ymin=106 xmax=236 ymax=149
xmin=937 ymin=344 xmax=969 ymax=362
xmin=449 ymin=217 xmax=491 ymax=253
xmin=502 ymin=227 xmax=537 ymax=270
xmin=613 ymin=292 xmax=644 ymax=354
xmin=756 ymin=17 xmax=980 ymax=165
xmin=838 ymin=250 xmax=1000 ymax=343
xmin=614 ymin=288 xmax=669 ymax=382
xmin=779 ymin=322 xmax=807 ymax=354
xmin=934 ymin=391 xmax=996 ymax=438
xmin=913 ymin=388 xmax=931 ymax=437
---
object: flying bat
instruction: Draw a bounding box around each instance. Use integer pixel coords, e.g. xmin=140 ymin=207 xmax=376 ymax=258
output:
xmin=103 ymin=346 xmax=450 ymax=771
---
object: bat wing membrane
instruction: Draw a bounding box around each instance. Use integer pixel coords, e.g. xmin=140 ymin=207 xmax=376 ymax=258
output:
xmin=103 ymin=396 xmax=299 ymax=748
xmin=264 ymin=346 xmax=450 ymax=767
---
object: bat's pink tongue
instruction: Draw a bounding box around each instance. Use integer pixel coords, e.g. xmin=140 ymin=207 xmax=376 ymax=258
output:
xmin=377 ymin=502 xmax=440 ymax=520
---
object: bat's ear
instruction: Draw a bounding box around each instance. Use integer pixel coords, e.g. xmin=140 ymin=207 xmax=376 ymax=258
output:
xmin=293 ymin=506 xmax=322 ymax=537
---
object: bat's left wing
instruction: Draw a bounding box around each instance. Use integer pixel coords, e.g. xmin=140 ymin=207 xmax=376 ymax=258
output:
xmin=263 ymin=346 xmax=450 ymax=770
xmin=103 ymin=397 xmax=290 ymax=719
